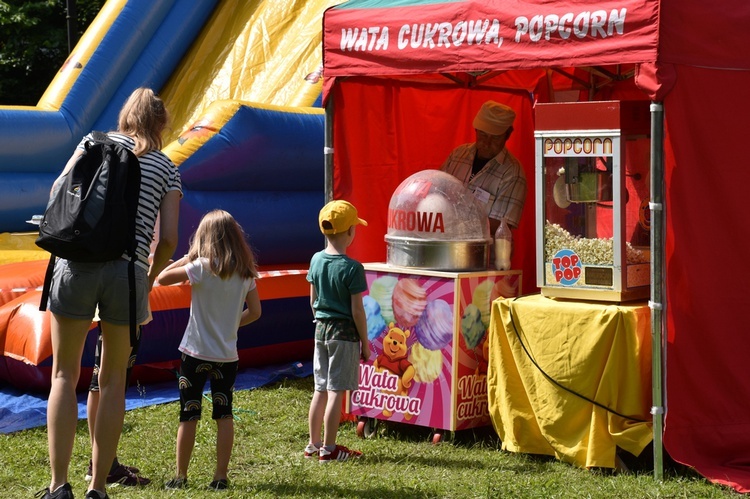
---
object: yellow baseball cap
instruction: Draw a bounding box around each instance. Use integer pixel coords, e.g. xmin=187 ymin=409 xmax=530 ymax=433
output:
xmin=319 ymin=200 xmax=368 ymax=235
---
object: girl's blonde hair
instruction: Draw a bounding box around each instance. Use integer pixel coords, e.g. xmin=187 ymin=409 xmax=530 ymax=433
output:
xmin=117 ymin=87 xmax=168 ymax=156
xmin=187 ymin=209 xmax=259 ymax=280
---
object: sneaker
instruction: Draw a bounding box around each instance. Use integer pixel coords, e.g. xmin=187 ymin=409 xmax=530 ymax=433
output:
xmin=208 ymin=479 xmax=228 ymax=490
xmin=85 ymin=460 xmax=143 ymax=484
xmin=319 ymin=444 xmax=362 ymax=463
xmin=303 ymin=443 xmax=321 ymax=459
xmin=34 ymin=483 xmax=74 ymax=499
xmin=105 ymin=463 xmax=151 ymax=486
xmin=84 ymin=490 xmax=109 ymax=499
xmin=165 ymin=477 xmax=187 ymax=489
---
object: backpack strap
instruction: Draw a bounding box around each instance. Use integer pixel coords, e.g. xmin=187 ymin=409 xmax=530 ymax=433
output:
xmin=101 ymin=126 xmax=138 ymax=348
xmin=38 ymin=253 xmax=56 ymax=312
xmin=124 ymin=144 xmax=140 ymax=349
xmin=128 ymin=256 xmax=137 ymax=348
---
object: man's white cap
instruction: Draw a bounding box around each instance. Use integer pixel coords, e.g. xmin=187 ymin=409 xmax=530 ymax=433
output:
xmin=473 ymin=101 xmax=516 ymax=136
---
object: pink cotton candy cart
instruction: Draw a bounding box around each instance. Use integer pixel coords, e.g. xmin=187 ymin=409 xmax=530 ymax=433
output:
xmin=347 ymin=263 xmax=522 ymax=443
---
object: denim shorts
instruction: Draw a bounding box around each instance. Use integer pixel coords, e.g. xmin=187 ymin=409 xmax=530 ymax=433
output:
xmin=49 ymin=258 xmax=149 ymax=325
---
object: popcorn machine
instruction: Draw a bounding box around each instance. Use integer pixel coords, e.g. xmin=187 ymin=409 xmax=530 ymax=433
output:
xmin=534 ymin=101 xmax=651 ymax=302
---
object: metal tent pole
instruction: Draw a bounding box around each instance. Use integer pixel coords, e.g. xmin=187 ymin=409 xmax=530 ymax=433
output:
xmin=66 ymin=0 xmax=78 ymax=54
xmin=324 ymin=94 xmax=334 ymax=204
xmin=649 ymin=101 xmax=665 ymax=481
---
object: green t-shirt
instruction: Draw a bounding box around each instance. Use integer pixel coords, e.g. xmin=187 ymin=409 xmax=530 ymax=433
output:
xmin=307 ymin=251 xmax=367 ymax=321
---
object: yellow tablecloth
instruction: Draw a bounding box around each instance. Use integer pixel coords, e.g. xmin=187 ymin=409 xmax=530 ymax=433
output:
xmin=487 ymin=294 xmax=653 ymax=469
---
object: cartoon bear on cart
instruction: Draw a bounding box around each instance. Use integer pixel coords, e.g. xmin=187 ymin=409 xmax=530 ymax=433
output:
xmin=373 ymin=322 xmax=416 ymax=420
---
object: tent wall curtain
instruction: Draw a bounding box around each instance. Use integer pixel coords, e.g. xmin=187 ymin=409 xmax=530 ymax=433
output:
xmin=662 ymin=63 xmax=750 ymax=494
xmin=330 ymin=78 xmax=538 ymax=295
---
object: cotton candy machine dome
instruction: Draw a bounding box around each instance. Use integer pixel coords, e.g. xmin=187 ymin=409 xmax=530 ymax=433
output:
xmin=385 ymin=169 xmax=490 ymax=270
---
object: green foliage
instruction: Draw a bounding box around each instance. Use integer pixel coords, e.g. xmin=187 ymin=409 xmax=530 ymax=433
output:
xmin=0 ymin=0 xmax=104 ymax=105
xmin=0 ymin=376 xmax=742 ymax=498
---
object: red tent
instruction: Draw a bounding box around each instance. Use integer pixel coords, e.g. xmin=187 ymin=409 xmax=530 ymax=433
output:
xmin=323 ymin=0 xmax=750 ymax=493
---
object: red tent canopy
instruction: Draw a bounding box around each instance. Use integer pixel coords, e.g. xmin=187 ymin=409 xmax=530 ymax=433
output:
xmin=323 ymin=0 xmax=750 ymax=493
xmin=324 ymin=0 xmax=658 ymax=77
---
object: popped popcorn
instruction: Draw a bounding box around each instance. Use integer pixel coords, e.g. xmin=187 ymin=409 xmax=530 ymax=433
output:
xmin=544 ymin=221 xmax=648 ymax=265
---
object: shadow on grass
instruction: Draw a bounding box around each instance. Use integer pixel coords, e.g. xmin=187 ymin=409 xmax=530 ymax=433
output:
xmin=364 ymin=450 xmax=559 ymax=475
xmin=616 ymin=441 xmax=708 ymax=481
xmin=371 ymin=418 xmax=502 ymax=447
xmin=358 ymin=418 xmax=703 ymax=482
xmin=250 ymin=481 xmax=482 ymax=499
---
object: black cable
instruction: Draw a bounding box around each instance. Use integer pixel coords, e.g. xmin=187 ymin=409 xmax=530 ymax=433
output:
xmin=507 ymin=296 xmax=648 ymax=423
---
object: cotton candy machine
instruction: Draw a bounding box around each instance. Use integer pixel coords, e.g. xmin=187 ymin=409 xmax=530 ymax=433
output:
xmin=385 ymin=170 xmax=491 ymax=270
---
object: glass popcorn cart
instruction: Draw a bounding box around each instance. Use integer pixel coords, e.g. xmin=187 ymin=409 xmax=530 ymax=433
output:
xmin=348 ymin=170 xmax=522 ymax=441
xmin=534 ymin=101 xmax=651 ymax=302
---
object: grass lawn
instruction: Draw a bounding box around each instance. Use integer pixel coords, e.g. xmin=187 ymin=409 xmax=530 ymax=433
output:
xmin=1 ymin=376 xmax=741 ymax=498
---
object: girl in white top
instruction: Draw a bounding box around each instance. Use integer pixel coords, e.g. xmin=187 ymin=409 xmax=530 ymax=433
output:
xmin=157 ymin=209 xmax=261 ymax=490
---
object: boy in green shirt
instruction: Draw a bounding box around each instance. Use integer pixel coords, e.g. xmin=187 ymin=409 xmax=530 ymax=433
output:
xmin=305 ymin=200 xmax=370 ymax=462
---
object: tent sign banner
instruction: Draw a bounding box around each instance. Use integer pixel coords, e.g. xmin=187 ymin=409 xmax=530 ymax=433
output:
xmin=323 ymin=0 xmax=659 ymax=76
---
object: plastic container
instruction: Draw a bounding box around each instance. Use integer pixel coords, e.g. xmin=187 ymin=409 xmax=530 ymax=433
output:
xmin=494 ymin=219 xmax=512 ymax=270
xmin=385 ymin=170 xmax=491 ymax=270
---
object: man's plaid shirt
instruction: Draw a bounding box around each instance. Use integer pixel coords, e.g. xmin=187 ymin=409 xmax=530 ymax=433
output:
xmin=440 ymin=144 xmax=527 ymax=228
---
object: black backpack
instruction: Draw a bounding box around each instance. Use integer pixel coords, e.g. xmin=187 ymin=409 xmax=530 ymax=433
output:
xmin=36 ymin=131 xmax=141 ymax=345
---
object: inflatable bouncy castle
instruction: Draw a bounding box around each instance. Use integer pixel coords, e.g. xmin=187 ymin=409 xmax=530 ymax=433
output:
xmin=0 ymin=0 xmax=339 ymax=391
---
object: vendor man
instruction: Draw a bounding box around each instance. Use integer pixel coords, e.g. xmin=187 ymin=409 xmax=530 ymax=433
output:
xmin=440 ymin=100 xmax=527 ymax=235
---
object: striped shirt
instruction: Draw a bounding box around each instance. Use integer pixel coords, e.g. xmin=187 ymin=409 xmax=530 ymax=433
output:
xmin=77 ymin=132 xmax=182 ymax=270
xmin=440 ymin=144 xmax=527 ymax=228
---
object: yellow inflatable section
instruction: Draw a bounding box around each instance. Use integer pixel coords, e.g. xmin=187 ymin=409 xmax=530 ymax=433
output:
xmin=0 ymin=233 xmax=47 ymax=266
xmin=161 ymin=0 xmax=336 ymax=165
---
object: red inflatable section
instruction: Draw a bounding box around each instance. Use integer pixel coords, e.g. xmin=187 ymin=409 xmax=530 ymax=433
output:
xmin=0 ymin=261 xmax=312 ymax=392
xmin=0 ymin=260 xmax=48 ymax=307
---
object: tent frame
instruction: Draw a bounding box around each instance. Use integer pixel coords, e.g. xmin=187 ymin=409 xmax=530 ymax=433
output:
xmin=649 ymin=102 xmax=665 ymax=480
xmin=323 ymin=74 xmax=666 ymax=480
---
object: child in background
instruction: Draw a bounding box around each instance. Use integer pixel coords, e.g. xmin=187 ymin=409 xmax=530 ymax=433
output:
xmin=305 ymin=200 xmax=370 ymax=463
xmin=157 ymin=209 xmax=261 ymax=490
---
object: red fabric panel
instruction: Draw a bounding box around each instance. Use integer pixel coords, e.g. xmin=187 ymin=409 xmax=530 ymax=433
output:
xmin=324 ymin=0 xmax=659 ymax=76
xmin=663 ymin=64 xmax=750 ymax=494
xmin=332 ymin=78 xmax=539 ymax=295
xmin=659 ymin=0 xmax=750 ymax=70
xmin=634 ymin=62 xmax=677 ymax=102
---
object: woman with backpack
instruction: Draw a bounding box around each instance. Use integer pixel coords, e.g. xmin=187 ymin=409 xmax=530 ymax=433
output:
xmin=38 ymin=88 xmax=182 ymax=499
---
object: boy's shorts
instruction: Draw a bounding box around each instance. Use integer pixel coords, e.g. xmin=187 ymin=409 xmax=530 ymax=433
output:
xmin=313 ymin=337 xmax=360 ymax=392
xmin=49 ymin=258 xmax=149 ymax=325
